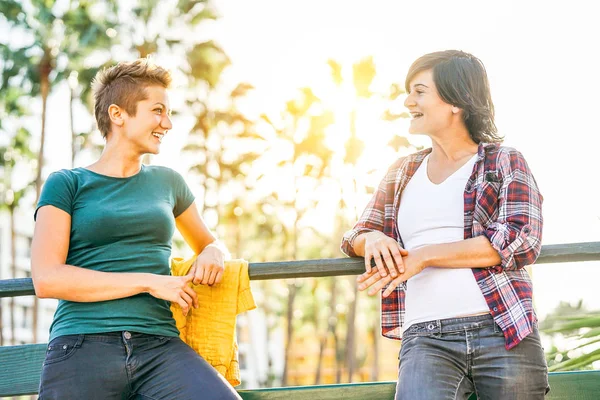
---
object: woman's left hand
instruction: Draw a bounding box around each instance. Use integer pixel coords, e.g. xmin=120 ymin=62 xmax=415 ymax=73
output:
xmin=188 ymin=244 xmax=225 ymax=286
xmin=357 ymin=247 xmax=428 ymax=297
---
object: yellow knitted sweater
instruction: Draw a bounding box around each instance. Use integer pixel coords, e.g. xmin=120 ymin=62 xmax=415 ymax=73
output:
xmin=170 ymin=257 xmax=256 ymax=386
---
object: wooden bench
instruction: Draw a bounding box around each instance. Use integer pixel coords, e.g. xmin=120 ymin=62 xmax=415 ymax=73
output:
xmin=2 ymin=242 xmax=600 ymax=398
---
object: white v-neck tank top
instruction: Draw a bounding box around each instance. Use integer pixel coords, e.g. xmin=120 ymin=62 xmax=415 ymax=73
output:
xmin=398 ymin=154 xmax=489 ymax=331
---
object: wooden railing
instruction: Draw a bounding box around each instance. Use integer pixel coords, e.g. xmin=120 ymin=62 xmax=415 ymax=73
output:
xmin=1 ymin=241 xmax=600 ymax=398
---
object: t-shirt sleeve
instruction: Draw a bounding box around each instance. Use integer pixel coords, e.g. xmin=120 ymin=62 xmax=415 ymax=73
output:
xmin=34 ymin=170 xmax=76 ymax=220
xmin=171 ymin=170 xmax=195 ymax=218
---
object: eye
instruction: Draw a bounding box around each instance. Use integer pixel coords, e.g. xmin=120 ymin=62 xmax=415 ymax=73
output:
xmin=154 ymin=108 xmax=163 ymax=114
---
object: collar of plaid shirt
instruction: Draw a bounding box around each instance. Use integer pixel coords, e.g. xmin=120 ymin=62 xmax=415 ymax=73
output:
xmin=341 ymin=142 xmax=544 ymax=350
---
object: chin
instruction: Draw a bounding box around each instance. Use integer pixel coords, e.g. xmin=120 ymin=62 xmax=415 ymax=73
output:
xmin=148 ymin=145 xmax=161 ymax=155
xmin=408 ymin=129 xmax=427 ymax=136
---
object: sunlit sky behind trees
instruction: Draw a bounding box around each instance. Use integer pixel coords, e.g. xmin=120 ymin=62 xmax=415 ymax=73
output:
xmin=35 ymin=0 xmax=600 ymax=319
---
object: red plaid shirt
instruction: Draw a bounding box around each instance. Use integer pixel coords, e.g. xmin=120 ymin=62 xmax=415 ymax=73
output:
xmin=341 ymin=143 xmax=543 ymax=350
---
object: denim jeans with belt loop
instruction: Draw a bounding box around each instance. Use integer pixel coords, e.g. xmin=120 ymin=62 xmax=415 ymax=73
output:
xmin=395 ymin=314 xmax=550 ymax=400
xmin=38 ymin=331 xmax=241 ymax=400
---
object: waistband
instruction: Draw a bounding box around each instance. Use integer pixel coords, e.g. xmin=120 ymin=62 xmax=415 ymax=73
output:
xmin=403 ymin=313 xmax=497 ymax=337
xmin=50 ymin=331 xmax=171 ymax=344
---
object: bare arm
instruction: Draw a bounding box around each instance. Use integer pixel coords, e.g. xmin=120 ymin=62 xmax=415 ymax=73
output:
xmin=358 ymin=236 xmax=501 ymax=297
xmin=420 ymin=236 xmax=501 ymax=269
xmin=31 ymin=205 xmax=198 ymax=314
xmin=175 ymin=202 xmax=229 ymax=286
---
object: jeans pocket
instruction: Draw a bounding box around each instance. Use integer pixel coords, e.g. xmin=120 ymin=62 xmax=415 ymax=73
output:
xmin=44 ymin=335 xmax=82 ymax=365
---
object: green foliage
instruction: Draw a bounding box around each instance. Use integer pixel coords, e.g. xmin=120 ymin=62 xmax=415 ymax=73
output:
xmin=542 ymin=301 xmax=600 ymax=371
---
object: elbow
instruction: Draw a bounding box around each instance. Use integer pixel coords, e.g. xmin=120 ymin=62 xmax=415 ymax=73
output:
xmin=32 ymin=277 xmax=52 ymax=299
xmin=31 ymin=266 xmax=57 ymax=299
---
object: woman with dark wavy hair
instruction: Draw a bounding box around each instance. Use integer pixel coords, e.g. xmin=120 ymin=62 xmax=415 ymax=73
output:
xmin=341 ymin=50 xmax=549 ymax=399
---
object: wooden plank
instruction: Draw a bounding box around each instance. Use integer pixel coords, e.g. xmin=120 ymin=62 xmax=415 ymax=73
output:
xmin=249 ymin=258 xmax=364 ymax=281
xmin=239 ymin=382 xmax=395 ymax=400
xmin=0 ymin=341 xmax=598 ymax=399
xmin=544 ymin=370 xmax=600 ymax=399
xmin=238 ymin=371 xmax=600 ymax=400
xmin=2 ymin=241 xmax=600 ymax=297
xmin=0 ymin=278 xmax=36 ymax=298
xmin=0 ymin=344 xmax=46 ymax=397
xmin=535 ymin=242 xmax=600 ymax=264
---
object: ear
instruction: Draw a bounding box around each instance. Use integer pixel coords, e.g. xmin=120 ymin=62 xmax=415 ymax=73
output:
xmin=108 ymin=104 xmax=125 ymax=127
xmin=451 ymin=106 xmax=461 ymax=114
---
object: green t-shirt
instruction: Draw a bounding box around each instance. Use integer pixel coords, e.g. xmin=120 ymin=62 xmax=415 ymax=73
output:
xmin=35 ymin=165 xmax=195 ymax=340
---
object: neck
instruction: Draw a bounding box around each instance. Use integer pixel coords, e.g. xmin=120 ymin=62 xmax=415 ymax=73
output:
xmin=87 ymin=136 xmax=144 ymax=178
xmin=429 ymin=126 xmax=478 ymax=162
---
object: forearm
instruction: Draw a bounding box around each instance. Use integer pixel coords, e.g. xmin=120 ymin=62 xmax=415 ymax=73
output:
xmin=33 ymin=263 xmax=155 ymax=302
xmin=420 ymin=236 xmax=501 ymax=269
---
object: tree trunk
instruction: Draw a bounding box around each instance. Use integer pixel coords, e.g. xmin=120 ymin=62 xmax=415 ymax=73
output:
xmin=281 ymin=282 xmax=297 ymax=386
xmin=260 ymin=281 xmax=274 ymax=387
xmin=311 ymin=280 xmax=321 ymax=384
xmin=9 ymin=206 xmax=16 ymax=345
xmin=371 ymin=297 xmax=380 ymax=381
xmin=32 ymin=67 xmax=50 ymax=345
xmin=315 ymin=277 xmax=337 ymax=384
xmin=346 ymin=279 xmax=359 ymax=382
xmin=335 ymin=325 xmax=342 ymax=383
xmin=35 ymin=57 xmax=50 ymax=203
xmin=282 ymin=186 xmax=300 ymax=386
xmin=70 ymin=87 xmax=76 ymax=167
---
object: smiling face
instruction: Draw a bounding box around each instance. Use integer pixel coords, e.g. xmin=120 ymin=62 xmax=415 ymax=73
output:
xmin=120 ymin=85 xmax=172 ymax=155
xmin=404 ymin=69 xmax=457 ymax=137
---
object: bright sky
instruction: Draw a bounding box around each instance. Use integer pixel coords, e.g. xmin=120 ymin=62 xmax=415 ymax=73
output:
xmin=205 ymin=0 xmax=600 ymax=318
xmin=39 ymin=0 xmax=599 ymax=317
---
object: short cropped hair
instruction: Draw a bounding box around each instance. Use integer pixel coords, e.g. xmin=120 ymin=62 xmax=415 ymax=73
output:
xmin=405 ymin=50 xmax=502 ymax=144
xmin=92 ymin=58 xmax=172 ymax=138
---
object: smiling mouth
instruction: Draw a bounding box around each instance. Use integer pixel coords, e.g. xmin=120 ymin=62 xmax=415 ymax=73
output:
xmin=410 ymin=112 xmax=423 ymax=119
xmin=152 ymin=132 xmax=164 ymax=142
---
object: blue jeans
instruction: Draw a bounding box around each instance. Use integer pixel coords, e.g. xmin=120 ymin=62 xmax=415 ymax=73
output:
xmin=38 ymin=331 xmax=241 ymax=400
xmin=396 ymin=314 xmax=549 ymax=400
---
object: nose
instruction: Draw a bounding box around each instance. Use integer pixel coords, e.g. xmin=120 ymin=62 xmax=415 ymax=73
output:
xmin=404 ymin=91 xmax=415 ymax=108
xmin=161 ymin=114 xmax=173 ymax=130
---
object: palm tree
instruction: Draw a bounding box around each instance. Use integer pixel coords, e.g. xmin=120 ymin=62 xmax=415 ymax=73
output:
xmin=59 ymin=2 xmax=118 ymax=166
xmin=260 ymin=87 xmax=335 ymax=385
xmin=184 ymin=83 xmax=264 ymax=232
xmin=0 ymin=125 xmax=36 ymax=345
xmin=326 ymin=56 xmax=412 ymax=382
xmin=1 ymin=0 xmax=120 ymax=344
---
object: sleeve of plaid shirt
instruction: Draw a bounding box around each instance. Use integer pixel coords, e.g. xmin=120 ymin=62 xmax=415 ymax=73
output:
xmin=485 ymin=149 xmax=543 ymax=271
xmin=340 ymin=158 xmax=405 ymax=257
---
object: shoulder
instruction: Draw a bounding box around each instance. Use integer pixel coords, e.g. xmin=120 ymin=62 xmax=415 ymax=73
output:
xmin=485 ymin=143 xmax=527 ymax=162
xmin=143 ymin=165 xmax=184 ymax=180
xmin=143 ymin=166 xmax=191 ymax=193
xmin=482 ymin=143 xmax=531 ymax=175
xmin=45 ymin=168 xmax=78 ymax=190
xmin=386 ymin=147 xmax=431 ymax=178
xmin=389 ymin=147 xmax=431 ymax=172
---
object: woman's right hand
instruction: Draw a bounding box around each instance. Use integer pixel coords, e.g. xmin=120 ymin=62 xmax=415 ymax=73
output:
xmin=360 ymin=231 xmax=408 ymax=280
xmin=146 ymin=274 xmax=198 ymax=316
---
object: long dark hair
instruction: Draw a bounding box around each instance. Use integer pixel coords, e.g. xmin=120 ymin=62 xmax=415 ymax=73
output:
xmin=405 ymin=50 xmax=502 ymax=143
